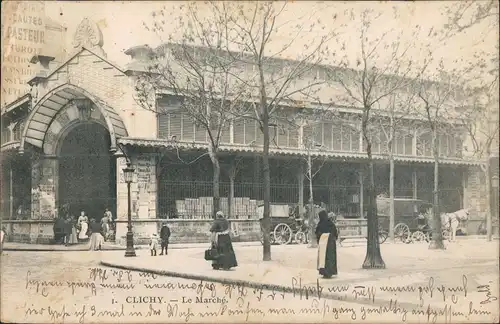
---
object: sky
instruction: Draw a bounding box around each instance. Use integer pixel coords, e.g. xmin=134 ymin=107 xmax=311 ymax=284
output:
xmin=43 ymin=0 xmax=498 ymax=77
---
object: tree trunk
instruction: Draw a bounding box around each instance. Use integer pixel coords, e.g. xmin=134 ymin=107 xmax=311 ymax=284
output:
xmin=389 ymin=154 xmax=395 ymax=241
xmin=307 ymin=153 xmax=318 ymax=248
xmin=258 ymin=60 xmax=271 ymax=261
xmin=362 ymin=124 xmax=385 ymax=269
xmin=228 ymin=164 xmax=235 ymax=220
xmin=363 ymin=158 xmax=386 ymax=269
xmin=261 ymin=116 xmax=272 ymax=261
xmin=208 ymin=149 xmax=220 ymax=219
xmin=429 ymin=128 xmax=445 ymax=249
xmin=155 ymin=155 xmax=162 ymax=219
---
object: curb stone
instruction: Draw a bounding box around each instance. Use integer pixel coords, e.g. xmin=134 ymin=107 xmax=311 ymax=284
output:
xmin=2 ymin=246 xmax=131 ymax=252
xmin=99 ymin=260 xmax=425 ymax=310
xmin=2 ymin=242 xmax=260 ymax=252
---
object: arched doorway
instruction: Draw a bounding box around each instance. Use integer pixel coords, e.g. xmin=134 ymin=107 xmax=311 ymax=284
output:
xmin=58 ymin=122 xmax=116 ymax=220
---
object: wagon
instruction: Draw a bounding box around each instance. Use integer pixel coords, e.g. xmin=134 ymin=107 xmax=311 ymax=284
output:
xmin=258 ymin=204 xmax=309 ymax=245
xmin=377 ymin=197 xmax=434 ymax=243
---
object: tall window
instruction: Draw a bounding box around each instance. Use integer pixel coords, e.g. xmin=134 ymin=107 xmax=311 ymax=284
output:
xmin=305 ymin=122 xmax=360 ymax=152
xmin=275 ymin=119 xmax=299 ymax=148
xmin=439 ymin=133 xmax=463 ymax=158
xmin=416 ymin=132 xmax=432 ymax=157
xmin=233 ymin=117 xmax=257 ymax=145
xmin=394 ymin=130 xmax=413 ymax=156
xmin=416 ymin=132 xmax=462 ymax=158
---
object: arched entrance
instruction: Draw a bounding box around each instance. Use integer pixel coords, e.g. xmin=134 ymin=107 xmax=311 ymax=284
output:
xmin=58 ymin=122 xmax=116 ymax=220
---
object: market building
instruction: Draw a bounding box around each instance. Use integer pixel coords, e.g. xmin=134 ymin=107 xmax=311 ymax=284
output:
xmin=1 ymin=18 xmax=494 ymax=244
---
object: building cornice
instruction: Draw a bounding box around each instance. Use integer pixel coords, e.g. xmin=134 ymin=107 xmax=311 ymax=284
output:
xmin=117 ymin=137 xmax=484 ymax=166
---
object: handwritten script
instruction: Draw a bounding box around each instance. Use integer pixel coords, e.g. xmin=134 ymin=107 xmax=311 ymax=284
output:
xmin=13 ymin=269 xmax=498 ymax=323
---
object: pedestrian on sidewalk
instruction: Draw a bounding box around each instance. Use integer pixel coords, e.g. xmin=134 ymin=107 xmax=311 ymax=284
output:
xmin=67 ymin=216 xmax=78 ymax=245
xmin=150 ymin=233 xmax=159 ymax=256
xmin=101 ymin=210 xmax=110 ymax=242
xmin=77 ymin=211 xmax=89 ymax=241
xmin=315 ymin=210 xmax=338 ymax=279
xmin=53 ymin=216 xmax=65 ymax=244
xmin=208 ymin=211 xmax=238 ymax=270
xmin=159 ymin=223 xmax=171 ymax=255
xmin=88 ymin=218 xmax=104 ymax=251
xmin=0 ymin=226 xmax=6 ymax=255
xmin=63 ymin=216 xmax=73 ymax=246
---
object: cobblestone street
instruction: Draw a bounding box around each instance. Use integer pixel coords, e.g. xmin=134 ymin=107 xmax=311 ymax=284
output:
xmin=0 ymin=250 xmax=394 ymax=324
xmin=2 ymin=241 xmax=499 ymax=323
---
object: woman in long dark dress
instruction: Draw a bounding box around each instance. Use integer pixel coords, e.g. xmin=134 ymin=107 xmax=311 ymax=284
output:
xmin=209 ymin=211 xmax=238 ymax=270
xmin=88 ymin=218 xmax=104 ymax=251
xmin=53 ymin=217 xmax=65 ymax=244
xmin=315 ymin=210 xmax=338 ymax=278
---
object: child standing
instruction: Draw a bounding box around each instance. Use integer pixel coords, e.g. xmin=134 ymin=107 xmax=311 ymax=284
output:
xmin=149 ymin=233 xmax=159 ymax=256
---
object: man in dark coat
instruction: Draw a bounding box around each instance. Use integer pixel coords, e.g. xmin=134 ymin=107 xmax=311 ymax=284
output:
xmin=63 ymin=217 xmax=73 ymax=246
xmin=53 ymin=217 xmax=66 ymax=244
xmin=159 ymin=223 xmax=171 ymax=255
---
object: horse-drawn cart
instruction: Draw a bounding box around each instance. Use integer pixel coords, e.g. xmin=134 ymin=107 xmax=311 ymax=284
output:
xmin=258 ymin=204 xmax=309 ymax=245
xmin=377 ymin=197 xmax=434 ymax=243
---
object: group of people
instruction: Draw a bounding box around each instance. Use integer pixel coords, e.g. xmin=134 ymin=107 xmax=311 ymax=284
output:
xmin=203 ymin=209 xmax=338 ymax=278
xmin=149 ymin=223 xmax=171 ymax=256
xmin=53 ymin=207 xmax=114 ymax=251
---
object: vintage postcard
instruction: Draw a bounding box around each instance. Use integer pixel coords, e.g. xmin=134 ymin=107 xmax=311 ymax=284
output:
xmin=1 ymin=1 xmax=499 ymax=323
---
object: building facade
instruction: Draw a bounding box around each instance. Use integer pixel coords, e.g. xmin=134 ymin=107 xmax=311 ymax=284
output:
xmin=1 ymin=18 xmax=493 ymax=245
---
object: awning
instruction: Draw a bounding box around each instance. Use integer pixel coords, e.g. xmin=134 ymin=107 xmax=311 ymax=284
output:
xmin=117 ymin=137 xmax=484 ymax=166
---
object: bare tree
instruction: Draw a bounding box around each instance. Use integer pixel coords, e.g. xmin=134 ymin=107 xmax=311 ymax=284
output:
xmin=137 ymin=1 xmax=333 ymax=260
xmin=414 ymin=67 xmax=469 ymax=249
xmin=373 ymin=90 xmax=419 ymax=241
xmin=214 ymin=1 xmax=335 ymax=261
xmin=135 ymin=4 xmax=250 ymax=219
xmin=302 ymin=128 xmax=327 ymax=248
xmin=326 ymin=9 xmax=427 ymax=268
xmin=459 ymin=81 xmax=499 ymax=241
xmin=440 ymin=0 xmax=499 ymax=241
xmin=441 ymin=0 xmax=499 ymax=40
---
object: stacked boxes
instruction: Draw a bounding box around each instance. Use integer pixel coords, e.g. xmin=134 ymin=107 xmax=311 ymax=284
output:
xmin=220 ymin=197 xmax=229 ymax=217
xmin=173 ymin=197 xmax=261 ymax=219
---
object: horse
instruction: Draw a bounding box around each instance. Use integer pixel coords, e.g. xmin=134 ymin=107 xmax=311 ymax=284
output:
xmin=441 ymin=209 xmax=469 ymax=242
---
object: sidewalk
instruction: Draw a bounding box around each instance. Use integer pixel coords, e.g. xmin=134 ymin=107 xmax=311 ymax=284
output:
xmin=101 ymin=240 xmax=499 ymax=308
xmin=3 ymin=234 xmax=496 ymax=251
xmin=2 ymin=241 xmax=261 ymax=252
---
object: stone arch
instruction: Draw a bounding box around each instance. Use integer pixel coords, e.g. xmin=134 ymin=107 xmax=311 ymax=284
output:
xmin=20 ymin=83 xmax=128 ymax=154
xmin=43 ymin=102 xmax=109 ymax=155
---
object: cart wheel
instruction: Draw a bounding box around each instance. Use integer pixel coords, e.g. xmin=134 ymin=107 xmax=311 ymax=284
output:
xmin=273 ymin=223 xmax=292 ymax=245
xmin=378 ymin=230 xmax=388 ymax=244
xmin=394 ymin=223 xmax=410 ymax=243
xmin=411 ymin=231 xmax=426 ymax=243
xmin=294 ymin=231 xmax=307 ymax=244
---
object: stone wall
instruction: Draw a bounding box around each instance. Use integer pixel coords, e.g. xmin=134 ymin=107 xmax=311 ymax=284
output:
xmin=464 ymin=166 xmax=488 ymax=234
xmin=115 ymin=154 xmax=158 ymax=244
xmin=31 ymin=156 xmax=57 ymax=220
xmin=115 ymin=219 xmax=261 ymax=245
xmin=4 ymin=222 xmax=54 ymax=244
xmin=4 ymin=219 xmax=261 ymax=245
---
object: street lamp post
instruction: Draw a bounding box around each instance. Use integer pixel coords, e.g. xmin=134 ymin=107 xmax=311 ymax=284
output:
xmin=489 ymin=175 xmax=499 ymax=242
xmin=123 ymin=162 xmax=136 ymax=257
